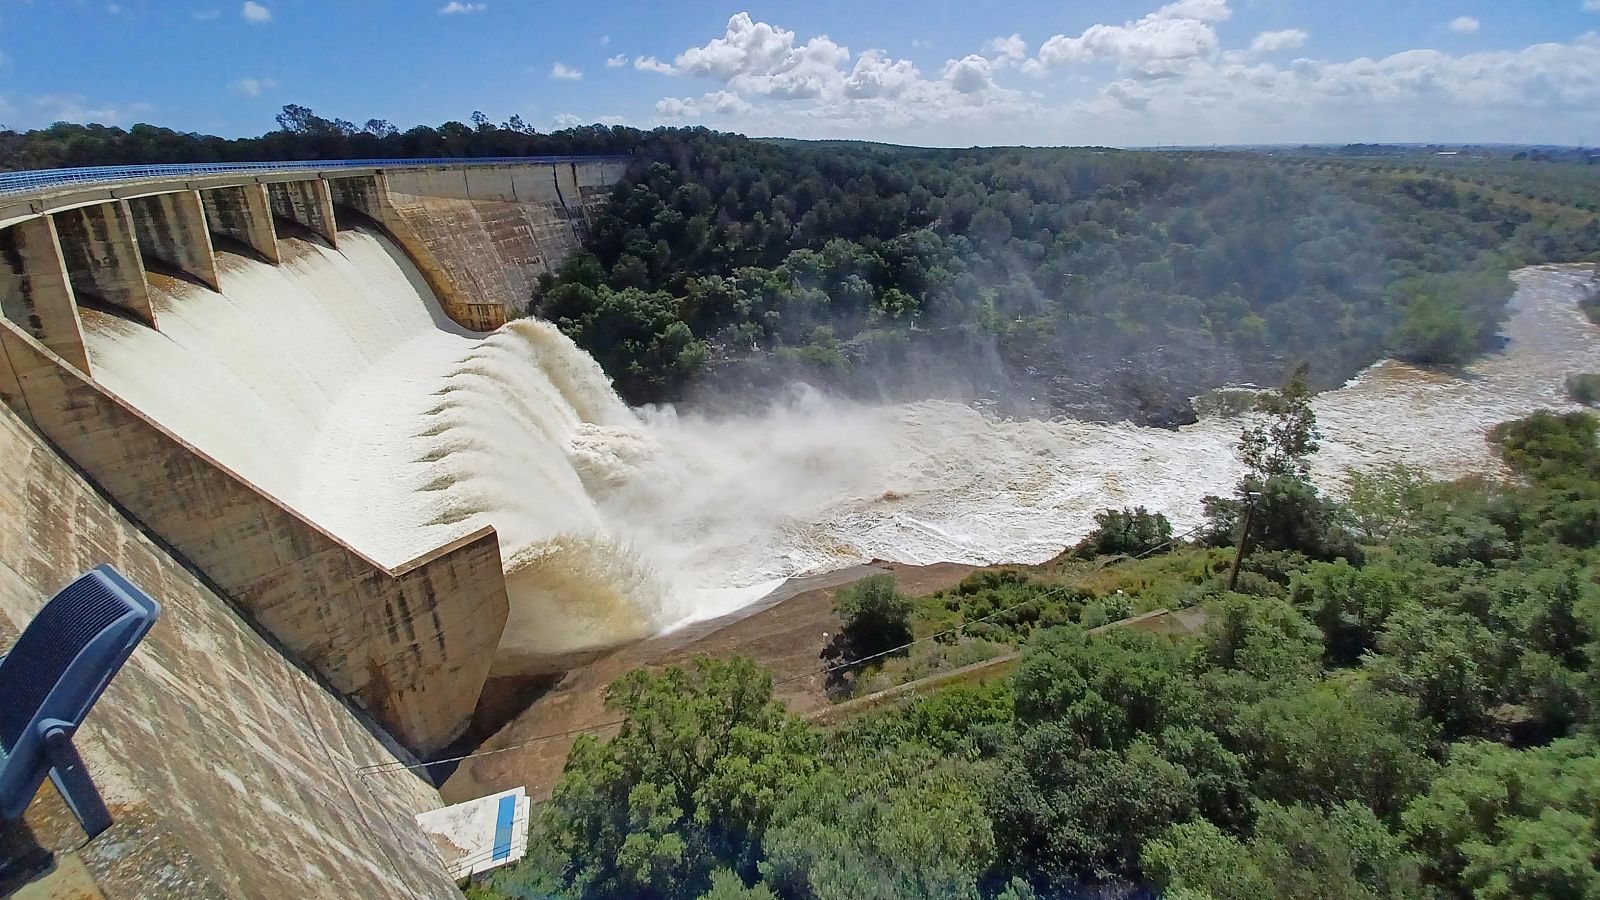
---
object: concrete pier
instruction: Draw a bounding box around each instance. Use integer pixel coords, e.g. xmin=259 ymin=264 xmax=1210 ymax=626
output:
xmin=51 ymin=200 xmax=156 ymax=327
xmin=0 ymin=216 xmax=89 ymax=370
xmin=201 ymin=183 xmax=280 ymax=263
xmin=267 ymin=178 xmax=338 ymax=248
xmin=128 ymin=190 xmax=221 ymax=291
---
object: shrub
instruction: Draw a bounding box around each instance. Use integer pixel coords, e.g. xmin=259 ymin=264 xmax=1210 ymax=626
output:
xmin=1564 ymin=373 xmax=1600 ymax=406
xmin=1078 ymin=506 xmax=1175 ymax=557
xmin=827 ymin=574 xmax=914 ymax=663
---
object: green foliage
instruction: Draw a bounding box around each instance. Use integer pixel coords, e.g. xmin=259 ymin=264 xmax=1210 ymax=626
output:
xmin=1491 ymin=409 xmax=1600 ymax=481
xmin=529 ymin=135 xmax=1569 ymax=404
xmin=1566 ymin=373 xmax=1600 ymax=406
xmin=1011 ymin=626 xmax=1196 ymax=746
xmin=1077 ymin=506 xmax=1174 ymax=557
xmin=697 ymin=870 xmax=776 ymax=900
xmin=925 ymin=569 xmax=1088 ymax=645
xmin=1388 ymin=270 xmax=1514 ymax=365
xmin=1205 ymin=475 xmax=1358 ymax=561
xmin=761 ymin=752 xmax=995 ymax=900
xmin=1239 ymin=366 xmax=1321 ymax=481
xmin=532 ymin=656 xmax=819 ymax=898
xmin=1233 ymin=683 xmax=1439 ymax=820
xmin=1402 ymin=737 xmax=1600 ymax=898
xmin=988 ymin=723 xmax=1198 ymax=883
xmin=1144 ymin=801 xmax=1424 ymax=900
xmin=1288 ymin=560 xmax=1411 ymax=665
xmin=825 ymin=574 xmax=914 ymax=663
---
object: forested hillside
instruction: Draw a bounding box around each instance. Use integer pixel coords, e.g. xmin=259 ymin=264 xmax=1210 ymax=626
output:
xmin=8 ymin=111 xmax=1598 ymax=423
xmin=538 ymin=132 xmax=1599 ymax=420
xmin=479 ymin=400 xmax=1600 ymax=900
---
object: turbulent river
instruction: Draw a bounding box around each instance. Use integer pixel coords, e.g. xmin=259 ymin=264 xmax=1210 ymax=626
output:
xmin=79 ymin=229 xmax=1599 ymax=668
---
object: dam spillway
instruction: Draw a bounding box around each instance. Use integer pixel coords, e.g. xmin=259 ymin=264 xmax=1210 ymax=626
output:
xmin=83 ymin=228 xmax=697 ymax=675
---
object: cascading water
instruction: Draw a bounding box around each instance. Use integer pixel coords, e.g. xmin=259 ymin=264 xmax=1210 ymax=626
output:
xmin=79 ymin=229 xmax=1600 ymax=672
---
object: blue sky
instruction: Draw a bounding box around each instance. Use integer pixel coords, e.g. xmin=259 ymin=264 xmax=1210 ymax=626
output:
xmin=2 ymin=0 xmax=1598 ymax=146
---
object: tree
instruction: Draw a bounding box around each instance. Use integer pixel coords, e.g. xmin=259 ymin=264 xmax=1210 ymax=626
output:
xmin=1288 ymin=560 xmax=1410 ymax=665
xmin=1143 ymin=801 xmax=1423 ymax=900
xmin=1240 ymin=365 xmax=1321 ymax=482
xmin=761 ymin=751 xmax=995 ymax=900
xmin=1235 ymin=684 xmax=1438 ymax=820
xmin=533 ymin=656 xmax=820 ymax=899
xmin=1078 ymin=506 xmax=1174 ymax=557
xmin=1012 ymin=626 xmax=1197 ymax=747
xmin=822 ymin=574 xmax=914 ymax=664
xmin=988 ymin=725 xmax=1198 ymax=884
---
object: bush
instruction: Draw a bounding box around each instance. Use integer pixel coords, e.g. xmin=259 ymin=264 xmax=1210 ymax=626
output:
xmin=827 ymin=574 xmax=914 ymax=663
xmin=1564 ymin=373 xmax=1600 ymax=406
xmin=1078 ymin=506 xmax=1175 ymax=557
xmin=1204 ymin=476 xmax=1361 ymax=562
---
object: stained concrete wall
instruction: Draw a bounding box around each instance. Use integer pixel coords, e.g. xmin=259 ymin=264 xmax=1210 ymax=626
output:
xmin=0 ymin=318 xmax=510 ymax=754
xmin=0 ymin=400 xmax=460 ymax=899
xmin=128 ymin=191 xmax=220 ymax=291
xmin=201 ymin=184 xmax=280 ymax=264
xmin=379 ymin=160 xmax=627 ymax=330
xmin=267 ymin=178 xmax=339 ymax=248
xmin=327 ymin=173 xmax=497 ymax=331
xmin=0 ymin=215 xmax=89 ymax=371
xmin=51 ymin=200 xmax=157 ymax=327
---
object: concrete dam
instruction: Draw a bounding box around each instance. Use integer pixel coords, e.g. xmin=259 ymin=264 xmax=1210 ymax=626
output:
xmin=0 ymin=156 xmax=657 ymax=897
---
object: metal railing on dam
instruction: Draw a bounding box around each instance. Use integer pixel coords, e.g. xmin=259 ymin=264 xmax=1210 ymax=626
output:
xmin=0 ymin=155 xmax=633 ymax=198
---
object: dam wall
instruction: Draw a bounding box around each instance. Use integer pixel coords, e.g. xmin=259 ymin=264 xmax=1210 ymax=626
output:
xmin=0 ymin=156 xmax=626 ymax=758
xmin=0 ymin=317 xmax=510 ymax=753
xmin=0 ymin=399 xmax=459 ymax=898
xmin=375 ymin=160 xmax=628 ymax=328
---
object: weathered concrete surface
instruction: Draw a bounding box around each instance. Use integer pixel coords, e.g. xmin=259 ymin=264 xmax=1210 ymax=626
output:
xmin=0 ymin=319 xmax=510 ymax=754
xmin=267 ymin=179 xmax=338 ymax=248
xmin=127 ymin=191 xmax=220 ymax=292
xmin=0 ymin=400 xmax=460 ymax=899
xmin=200 ymin=184 xmax=280 ymax=264
xmin=50 ymin=201 xmax=155 ymax=328
xmin=381 ymin=160 xmax=626 ymax=330
xmin=0 ymin=216 xmax=89 ymax=371
xmin=327 ymin=173 xmax=502 ymax=332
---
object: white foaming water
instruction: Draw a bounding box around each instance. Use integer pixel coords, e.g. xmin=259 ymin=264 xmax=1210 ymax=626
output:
xmin=81 ymin=235 xmax=1600 ymax=665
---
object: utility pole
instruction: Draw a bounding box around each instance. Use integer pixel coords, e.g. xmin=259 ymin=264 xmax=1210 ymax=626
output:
xmin=1226 ymin=491 xmax=1260 ymax=593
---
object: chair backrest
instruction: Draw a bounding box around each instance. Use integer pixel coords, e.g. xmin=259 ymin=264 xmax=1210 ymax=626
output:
xmin=0 ymin=565 xmax=160 ymax=818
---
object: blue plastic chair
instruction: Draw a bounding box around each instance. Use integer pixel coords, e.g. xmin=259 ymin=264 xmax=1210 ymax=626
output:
xmin=0 ymin=565 xmax=161 ymax=838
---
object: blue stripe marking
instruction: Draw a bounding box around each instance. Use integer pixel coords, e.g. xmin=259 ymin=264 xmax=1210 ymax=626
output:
xmin=491 ymin=795 xmax=517 ymax=862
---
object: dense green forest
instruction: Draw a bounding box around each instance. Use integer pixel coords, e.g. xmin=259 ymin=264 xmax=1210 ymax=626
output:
xmin=7 ymin=110 xmax=1599 ymax=422
xmin=476 ymin=397 xmax=1600 ymax=900
xmin=536 ymin=131 xmax=1598 ymax=418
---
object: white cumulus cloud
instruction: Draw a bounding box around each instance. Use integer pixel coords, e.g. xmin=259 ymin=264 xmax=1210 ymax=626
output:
xmin=1027 ymin=0 xmax=1232 ymax=78
xmin=1250 ymin=29 xmax=1307 ymax=53
xmin=439 ymin=2 xmax=486 ymax=14
xmin=645 ymin=12 xmax=1028 ymax=138
xmin=984 ymin=33 xmax=1028 ymax=65
xmin=635 ymin=55 xmax=675 ymax=74
xmin=943 ymin=54 xmax=996 ymax=93
xmin=241 ymin=1 xmax=270 ymax=24
xmin=551 ymin=62 xmax=582 ymax=80
xmin=1449 ymin=16 xmax=1481 ymax=34
xmin=606 ymin=53 xmax=628 ymax=68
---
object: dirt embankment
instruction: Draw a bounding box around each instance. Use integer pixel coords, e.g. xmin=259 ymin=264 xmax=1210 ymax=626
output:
xmin=439 ymin=561 xmax=976 ymax=804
